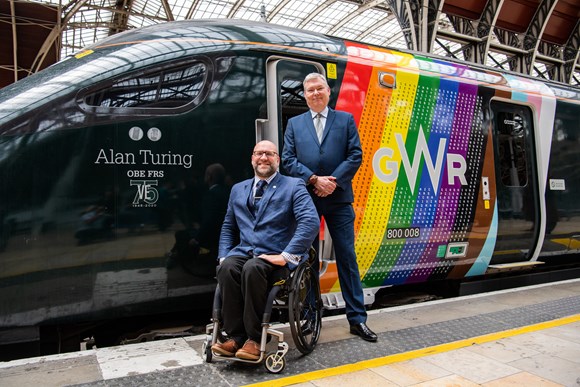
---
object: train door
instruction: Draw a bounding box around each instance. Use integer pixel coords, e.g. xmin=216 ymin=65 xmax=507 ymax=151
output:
xmin=259 ymin=57 xmax=324 ymax=146
xmin=490 ymin=101 xmax=541 ymax=263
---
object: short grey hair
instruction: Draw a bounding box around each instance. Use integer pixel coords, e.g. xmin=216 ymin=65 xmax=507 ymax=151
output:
xmin=303 ymin=73 xmax=329 ymax=88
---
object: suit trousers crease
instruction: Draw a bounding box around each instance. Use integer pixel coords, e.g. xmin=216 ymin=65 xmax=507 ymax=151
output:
xmin=217 ymin=255 xmax=287 ymax=343
xmin=315 ymin=201 xmax=367 ymax=325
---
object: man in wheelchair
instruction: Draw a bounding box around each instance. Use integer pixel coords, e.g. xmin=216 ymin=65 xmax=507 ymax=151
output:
xmin=211 ymin=140 xmax=319 ymax=360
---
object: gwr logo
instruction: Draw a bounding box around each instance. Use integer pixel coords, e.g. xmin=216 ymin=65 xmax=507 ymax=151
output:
xmin=130 ymin=180 xmax=159 ymax=205
xmin=372 ymin=128 xmax=467 ymax=195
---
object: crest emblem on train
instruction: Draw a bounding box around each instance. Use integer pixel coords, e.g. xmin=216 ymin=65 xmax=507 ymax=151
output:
xmin=130 ymin=179 xmax=159 ymax=206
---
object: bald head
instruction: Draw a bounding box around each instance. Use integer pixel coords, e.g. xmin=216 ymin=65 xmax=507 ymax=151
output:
xmin=251 ymin=141 xmax=280 ymax=179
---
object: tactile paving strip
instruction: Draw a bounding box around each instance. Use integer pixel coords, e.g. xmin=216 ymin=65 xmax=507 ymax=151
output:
xmin=71 ymin=295 xmax=580 ymax=387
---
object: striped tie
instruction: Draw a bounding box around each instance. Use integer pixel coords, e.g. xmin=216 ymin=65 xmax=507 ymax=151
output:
xmin=253 ymin=179 xmax=267 ymax=213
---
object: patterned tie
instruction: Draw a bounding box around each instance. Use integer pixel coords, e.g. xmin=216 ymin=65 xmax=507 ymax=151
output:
xmin=253 ymin=179 xmax=267 ymax=213
xmin=314 ymin=113 xmax=324 ymax=143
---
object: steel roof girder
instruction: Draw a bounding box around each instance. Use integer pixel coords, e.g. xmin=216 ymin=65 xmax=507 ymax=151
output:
xmin=10 ymin=0 xmax=18 ymax=83
xmin=267 ymin=0 xmax=292 ymax=22
xmin=227 ymin=0 xmax=246 ymax=19
xmin=109 ymin=0 xmax=133 ymax=35
xmin=385 ymin=0 xmax=416 ymax=50
xmin=561 ymin=20 xmax=580 ymax=84
xmin=31 ymin=0 xmax=92 ymax=72
xmin=520 ymin=0 xmax=559 ymax=75
xmin=161 ymin=0 xmax=174 ymax=21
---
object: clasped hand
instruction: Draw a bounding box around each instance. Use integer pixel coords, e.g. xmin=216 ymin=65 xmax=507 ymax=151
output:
xmin=313 ymin=176 xmax=337 ymax=197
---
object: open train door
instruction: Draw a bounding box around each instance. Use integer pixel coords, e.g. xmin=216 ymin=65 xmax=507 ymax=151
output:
xmin=258 ymin=57 xmax=323 ymax=145
xmin=490 ymin=101 xmax=542 ymax=265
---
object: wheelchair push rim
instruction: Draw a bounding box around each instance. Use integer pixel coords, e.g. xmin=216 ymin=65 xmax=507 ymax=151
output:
xmin=288 ymin=261 xmax=322 ymax=354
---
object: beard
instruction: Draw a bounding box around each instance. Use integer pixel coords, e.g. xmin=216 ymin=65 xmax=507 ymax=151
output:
xmin=254 ymin=162 xmax=277 ymax=178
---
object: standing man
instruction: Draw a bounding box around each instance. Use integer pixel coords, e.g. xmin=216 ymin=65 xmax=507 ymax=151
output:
xmin=212 ymin=140 xmax=319 ymax=359
xmin=282 ymin=73 xmax=377 ymax=342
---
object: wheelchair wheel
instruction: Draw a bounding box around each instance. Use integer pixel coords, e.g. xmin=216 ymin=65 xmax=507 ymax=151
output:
xmin=288 ymin=262 xmax=321 ymax=354
xmin=201 ymin=337 xmax=212 ymax=363
xmin=264 ymin=352 xmax=286 ymax=373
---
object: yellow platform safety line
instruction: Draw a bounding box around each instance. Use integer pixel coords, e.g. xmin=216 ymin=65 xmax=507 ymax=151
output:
xmin=243 ymin=314 xmax=580 ymax=387
xmin=551 ymin=238 xmax=580 ymax=250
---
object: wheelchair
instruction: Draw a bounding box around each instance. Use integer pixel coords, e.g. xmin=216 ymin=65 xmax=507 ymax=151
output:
xmin=201 ymin=249 xmax=322 ymax=373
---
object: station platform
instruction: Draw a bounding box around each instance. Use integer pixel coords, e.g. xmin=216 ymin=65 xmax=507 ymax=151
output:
xmin=1 ymin=278 xmax=579 ymax=387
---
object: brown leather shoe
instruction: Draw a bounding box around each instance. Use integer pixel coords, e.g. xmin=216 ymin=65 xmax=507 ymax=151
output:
xmin=235 ymin=339 xmax=261 ymax=360
xmin=211 ymin=339 xmax=239 ymax=357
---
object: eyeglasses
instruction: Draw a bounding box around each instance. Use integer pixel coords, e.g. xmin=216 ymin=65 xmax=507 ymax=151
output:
xmin=252 ymin=151 xmax=278 ymax=158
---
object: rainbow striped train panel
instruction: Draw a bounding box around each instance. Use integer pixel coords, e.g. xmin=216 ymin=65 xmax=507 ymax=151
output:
xmin=320 ymin=41 xmax=558 ymax=294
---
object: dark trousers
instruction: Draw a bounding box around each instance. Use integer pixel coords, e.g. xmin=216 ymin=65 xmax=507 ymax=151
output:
xmin=314 ymin=201 xmax=367 ymax=325
xmin=217 ymin=256 xmax=288 ymax=343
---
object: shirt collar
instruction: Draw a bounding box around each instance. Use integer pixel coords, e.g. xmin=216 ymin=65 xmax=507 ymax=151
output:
xmin=254 ymin=172 xmax=277 ymax=186
xmin=310 ymin=106 xmax=329 ymax=119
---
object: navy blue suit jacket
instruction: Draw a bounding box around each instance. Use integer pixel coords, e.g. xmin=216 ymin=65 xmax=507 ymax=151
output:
xmin=218 ymin=173 xmax=319 ymax=269
xmin=282 ymin=108 xmax=362 ymax=203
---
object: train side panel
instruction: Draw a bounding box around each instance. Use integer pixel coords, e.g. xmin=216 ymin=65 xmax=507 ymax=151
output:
xmin=324 ymin=44 xmax=579 ymax=297
xmin=0 ymin=45 xmax=269 ymax=329
xmin=541 ymin=87 xmax=580 ymax=257
xmin=315 ymin=43 xmax=499 ymax=294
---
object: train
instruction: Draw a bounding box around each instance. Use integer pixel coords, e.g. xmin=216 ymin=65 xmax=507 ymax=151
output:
xmin=0 ymin=19 xmax=579 ymax=359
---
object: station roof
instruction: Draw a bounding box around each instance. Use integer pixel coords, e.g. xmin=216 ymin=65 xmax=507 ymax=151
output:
xmin=1 ymin=0 xmax=580 ymax=87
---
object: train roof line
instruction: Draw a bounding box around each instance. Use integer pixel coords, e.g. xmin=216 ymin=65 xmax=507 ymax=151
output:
xmin=85 ymin=37 xmax=578 ymax=102
xmin=82 ymin=19 xmax=580 ymax=96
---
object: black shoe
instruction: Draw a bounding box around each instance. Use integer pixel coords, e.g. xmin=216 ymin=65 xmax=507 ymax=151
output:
xmin=350 ymin=323 xmax=377 ymax=342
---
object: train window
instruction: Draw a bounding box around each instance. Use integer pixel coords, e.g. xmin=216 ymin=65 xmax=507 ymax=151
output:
xmin=276 ymin=61 xmax=319 ymax=128
xmin=496 ymin=111 xmax=528 ymax=187
xmin=83 ymin=62 xmax=207 ymax=109
xmin=280 ymin=79 xmax=306 ymax=111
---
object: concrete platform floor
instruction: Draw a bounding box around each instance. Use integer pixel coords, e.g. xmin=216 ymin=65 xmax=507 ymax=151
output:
xmin=0 ymin=278 xmax=579 ymax=387
xmin=266 ymin=317 xmax=580 ymax=387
